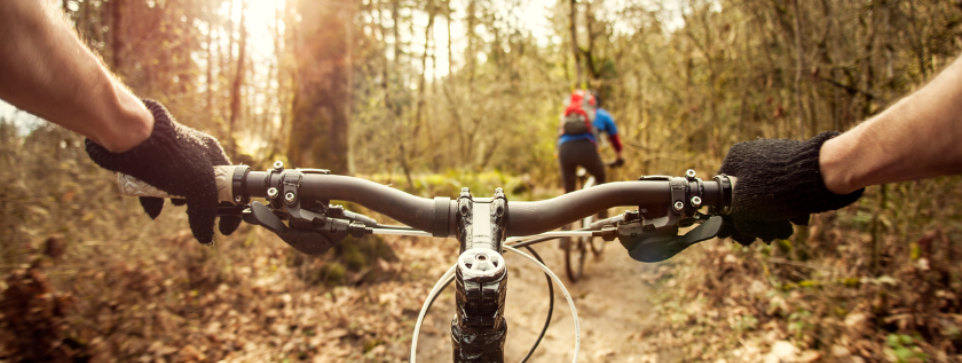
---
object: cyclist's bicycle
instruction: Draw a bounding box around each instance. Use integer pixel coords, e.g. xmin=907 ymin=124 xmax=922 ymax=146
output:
xmin=563 ymin=158 xmax=624 ymax=282
xmin=117 ymin=163 xmax=733 ymax=362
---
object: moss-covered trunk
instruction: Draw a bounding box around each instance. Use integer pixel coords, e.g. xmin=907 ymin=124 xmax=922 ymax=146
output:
xmin=288 ymin=0 xmax=352 ymax=174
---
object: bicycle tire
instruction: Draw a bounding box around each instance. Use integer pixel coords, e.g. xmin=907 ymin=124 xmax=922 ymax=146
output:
xmin=563 ymin=221 xmax=588 ymax=282
xmin=565 ymin=174 xmax=590 ymax=282
xmin=583 ymin=214 xmax=606 ymax=256
xmin=587 ymin=235 xmax=605 ymax=255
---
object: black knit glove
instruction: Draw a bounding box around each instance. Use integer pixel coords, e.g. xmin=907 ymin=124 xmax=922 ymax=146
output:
xmin=717 ymin=131 xmax=864 ymax=245
xmin=85 ymin=99 xmax=241 ymax=244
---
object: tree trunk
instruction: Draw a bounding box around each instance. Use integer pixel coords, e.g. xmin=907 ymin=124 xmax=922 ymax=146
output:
xmin=568 ymin=0 xmax=583 ymax=88
xmin=583 ymin=0 xmax=598 ymax=80
xmin=445 ymin=4 xmax=466 ymax=161
xmin=387 ymin=0 xmax=415 ymax=189
xmin=271 ymin=1 xmax=295 ymax=160
xmin=206 ymin=22 xmax=215 ymax=130
xmin=447 ymin=1 xmax=453 ymax=77
xmin=228 ymin=1 xmax=248 ymax=156
xmin=287 ymin=0 xmax=353 ymax=174
xmin=413 ymin=0 xmax=436 ymax=145
xmin=224 ymin=0 xmax=236 ymax=121
xmin=110 ymin=0 xmax=125 ymax=73
xmin=792 ymin=0 xmax=807 ymax=140
xmin=414 ymin=0 xmax=436 ymax=168
xmin=466 ymin=0 xmax=477 ymax=87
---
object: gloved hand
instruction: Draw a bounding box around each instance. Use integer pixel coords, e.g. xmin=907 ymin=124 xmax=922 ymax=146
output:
xmin=85 ymin=99 xmax=241 ymax=244
xmin=717 ymin=131 xmax=864 ymax=245
xmin=611 ymin=157 xmax=625 ymax=168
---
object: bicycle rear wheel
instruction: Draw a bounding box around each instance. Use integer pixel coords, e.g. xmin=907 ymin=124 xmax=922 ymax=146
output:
xmin=565 ymin=172 xmax=592 ymax=282
xmin=583 ymin=214 xmax=605 ymax=256
xmin=564 ymin=222 xmax=587 ymax=282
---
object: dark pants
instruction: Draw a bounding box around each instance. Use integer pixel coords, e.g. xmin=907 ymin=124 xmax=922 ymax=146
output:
xmin=558 ymin=139 xmax=607 ymax=221
xmin=559 ymin=139 xmax=606 ymax=193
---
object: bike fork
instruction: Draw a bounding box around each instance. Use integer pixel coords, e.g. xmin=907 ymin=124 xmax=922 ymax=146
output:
xmin=451 ymin=187 xmax=509 ymax=362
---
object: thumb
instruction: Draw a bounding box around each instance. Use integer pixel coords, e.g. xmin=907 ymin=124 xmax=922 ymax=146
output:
xmin=219 ymin=216 xmax=242 ymax=236
xmin=218 ymin=201 xmax=242 ymax=235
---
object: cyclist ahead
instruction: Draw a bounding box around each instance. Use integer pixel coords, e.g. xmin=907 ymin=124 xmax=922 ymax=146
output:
xmin=557 ymin=90 xmax=625 ymax=194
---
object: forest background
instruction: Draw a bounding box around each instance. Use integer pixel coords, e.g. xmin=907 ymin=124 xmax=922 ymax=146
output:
xmin=3 ymin=0 xmax=962 ymax=361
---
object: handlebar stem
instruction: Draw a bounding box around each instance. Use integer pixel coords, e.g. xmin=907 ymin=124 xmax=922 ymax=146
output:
xmin=451 ymin=187 xmax=509 ymax=362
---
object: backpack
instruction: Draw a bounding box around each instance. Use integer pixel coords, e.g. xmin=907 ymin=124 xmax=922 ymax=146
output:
xmin=561 ymin=91 xmax=596 ymax=136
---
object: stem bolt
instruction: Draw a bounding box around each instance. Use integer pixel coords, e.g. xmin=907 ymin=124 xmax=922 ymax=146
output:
xmin=673 ymin=201 xmax=685 ymax=211
xmin=267 ymin=187 xmax=278 ymax=199
xmin=285 ymin=192 xmax=296 ymax=203
xmin=273 ymin=161 xmax=284 ymax=171
xmin=686 ymin=169 xmax=696 ymax=179
xmin=234 ymin=195 xmax=242 ymax=203
xmin=691 ymin=196 xmax=702 ymax=207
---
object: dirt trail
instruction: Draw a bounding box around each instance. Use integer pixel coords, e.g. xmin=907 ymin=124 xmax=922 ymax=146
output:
xmin=413 ymin=240 xmax=675 ymax=362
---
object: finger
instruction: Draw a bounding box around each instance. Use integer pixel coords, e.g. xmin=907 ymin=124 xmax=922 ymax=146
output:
xmin=219 ymin=216 xmax=242 ymax=235
xmin=716 ymin=215 xmax=736 ymax=238
xmin=139 ymin=197 xmax=165 ymax=219
xmin=733 ymin=217 xmax=793 ymax=244
xmin=773 ymin=221 xmax=794 ymax=240
xmin=755 ymin=221 xmax=794 ymax=243
xmin=171 ymin=199 xmax=187 ymax=206
xmin=717 ymin=216 xmax=756 ymax=246
xmin=789 ymin=214 xmax=810 ymax=226
xmin=731 ymin=232 xmax=756 ymax=246
xmin=184 ymin=193 xmax=219 ymax=244
xmin=716 ymin=226 xmax=732 ymax=239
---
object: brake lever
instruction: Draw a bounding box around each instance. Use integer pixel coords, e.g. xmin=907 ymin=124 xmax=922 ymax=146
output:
xmin=618 ymin=216 xmax=724 ymax=263
xmin=243 ymin=202 xmax=335 ymax=255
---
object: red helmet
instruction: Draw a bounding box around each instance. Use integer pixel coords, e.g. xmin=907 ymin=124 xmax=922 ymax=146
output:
xmin=568 ymin=90 xmax=596 ymax=108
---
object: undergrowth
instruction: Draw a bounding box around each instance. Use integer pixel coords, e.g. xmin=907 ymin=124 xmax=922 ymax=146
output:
xmin=636 ymin=177 xmax=962 ymax=362
xmin=0 ymin=123 xmax=455 ymax=362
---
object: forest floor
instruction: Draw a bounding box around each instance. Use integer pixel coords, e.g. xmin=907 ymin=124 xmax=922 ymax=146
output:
xmin=0 ymin=222 xmax=803 ymax=363
xmin=0 ymin=209 xmax=768 ymax=363
xmin=3 ymin=153 xmax=962 ymax=362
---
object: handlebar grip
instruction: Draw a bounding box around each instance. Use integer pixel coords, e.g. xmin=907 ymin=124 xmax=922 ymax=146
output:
xmin=116 ymin=165 xmax=236 ymax=202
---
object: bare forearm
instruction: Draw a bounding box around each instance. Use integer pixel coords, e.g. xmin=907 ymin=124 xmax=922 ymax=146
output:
xmin=820 ymin=55 xmax=962 ymax=194
xmin=0 ymin=0 xmax=151 ymax=152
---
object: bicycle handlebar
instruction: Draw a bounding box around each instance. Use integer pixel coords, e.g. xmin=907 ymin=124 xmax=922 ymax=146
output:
xmin=117 ymin=165 xmax=734 ymax=238
xmin=116 ymin=163 xmax=735 ymax=362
